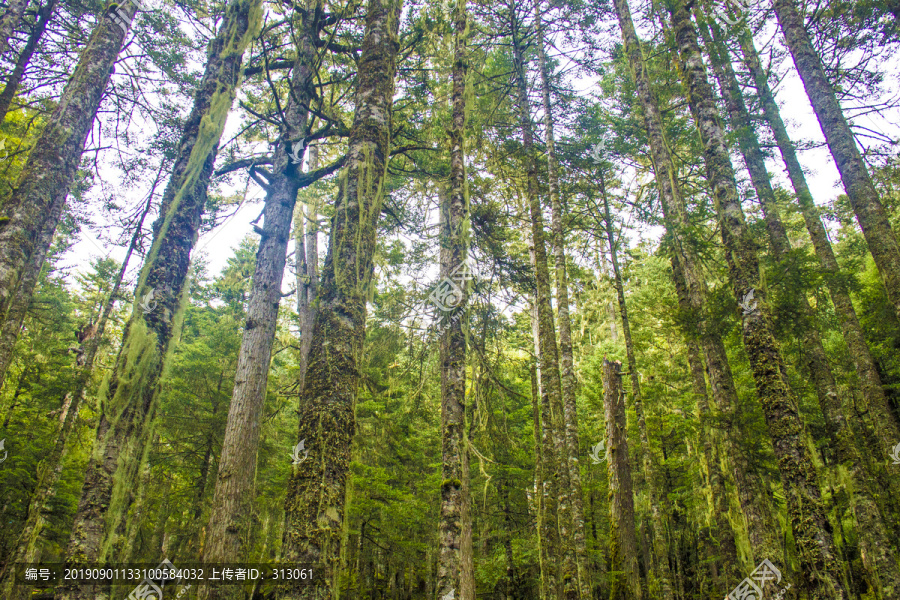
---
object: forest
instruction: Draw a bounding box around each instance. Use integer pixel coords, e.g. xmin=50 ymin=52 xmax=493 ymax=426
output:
xmin=0 ymin=0 xmax=899 ymax=597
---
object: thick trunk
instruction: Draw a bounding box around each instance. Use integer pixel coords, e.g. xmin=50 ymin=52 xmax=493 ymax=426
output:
xmin=200 ymin=7 xmax=318 ymax=599
xmin=736 ymin=25 xmax=900 ymax=466
xmin=56 ymin=1 xmax=261 ymax=597
xmin=667 ymin=2 xmax=847 ymax=597
xmin=534 ymin=4 xmax=589 ymax=598
xmin=600 ymin=176 xmax=674 ymax=600
xmin=773 ymin=0 xmax=900 ymax=321
xmin=437 ymin=1 xmax=474 ymax=597
xmin=0 ymin=182 xmax=64 ymax=388
xmin=603 ymin=359 xmax=642 ymax=600
xmin=0 ymin=1 xmax=138 ymax=328
xmin=510 ymin=6 xmax=575 ymax=597
xmin=0 ymin=0 xmax=30 ymax=56
xmin=611 ymin=0 xmax=778 ymax=571
xmin=278 ymin=0 xmax=400 ymax=596
xmin=0 ymin=0 xmax=56 ymax=122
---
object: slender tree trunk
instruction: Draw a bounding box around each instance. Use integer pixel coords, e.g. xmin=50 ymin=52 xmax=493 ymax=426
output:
xmin=534 ymin=4 xmax=589 ymax=597
xmin=0 ymin=0 xmax=141 ymax=330
xmin=438 ymin=0 xmax=474 ymax=597
xmin=509 ymin=6 xmax=575 ymax=597
xmin=296 ymin=142 xmax=320 ymax=395
xmin=603 ymin=359 xmax=642 ymax=600
xmin=599 ymin=173 xmax=674 ymax=600
xmin=667 ymin=2 xmax=847 ymax=597
xmin=611 ymin=0 xmax=777 ymax=572
xmin=200 ymin=7 xmax=320 ymax=599
xmin=0 ymin=0 xmax=29 ymax=57
xmin=773 ymin=0 xmax=900 ymax=321
xmin=0 ymin=0 xmax=55 ymax=122
xmin=530 ymin=360 xmax=550 ymax=600
xmin=55 ymin=2 xmax=261 ymax=597
xmin=736 ymin=25 xmax=900 ymax=461
xmin=278 ymin=0 xmax=401 ymax=596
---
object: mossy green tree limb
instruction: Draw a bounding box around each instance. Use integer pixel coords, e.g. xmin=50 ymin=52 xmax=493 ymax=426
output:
xmin=55 ymin=0 xmax=262 ymax=596
xmin=278 ymin=0 xmax=401 ymax=596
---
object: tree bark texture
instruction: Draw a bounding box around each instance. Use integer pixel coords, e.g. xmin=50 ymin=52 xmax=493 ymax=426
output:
xmin=603 ymin=359 xmax=642 ymax=600
xmin=278 ymin=0 xmax=401 ymax=596
xmin=55 ymin=1 xmax=261 ymax=597
xmin=0 ymin=0 xmax=30 ymax=57
xmin=667 ymin=2 xmax=847 ymax=597
xmin=0 ymin=0 xmax=56 ymax=122
xmin=200 ymin=5 xmax=320 ymax=599
xmin=296 ymin=142 xmax=320 ymax=396
xmin=438 ymin=0 xmax=475 ymax=597
xmin=534 ymin=3 xmax=589 ymax=597
xmin=600 ymin=173 xmax=674 ymax=600
xmin=773 ymin=0 xmax=900 ymax=322
xmin=0 ymin=0 xmax=140 ymax=330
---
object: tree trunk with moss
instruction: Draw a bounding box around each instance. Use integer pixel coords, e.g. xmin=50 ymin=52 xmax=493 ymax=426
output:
xmin=278 ymin=0 xmax=401 ymax=597
xmin=0 ymin=0 xmax=56 ymax=122
xmin=667 ymin=2 xmax=847 ymax=597
xmin=736 ymin=24 xmax=900 ymax=477
xmin=534 ymin=3 xmax=589 ymax=597
xmin=599 ymin=171 xmax=674 ymax=600
xmin=611 ymin=0 xmax=770 ymax=580
xmin=54 ymin=2 xmax=261 ymax=597
xmin=437 ymin=0 xmax=474 ymax=597
xmin=699 ymin=15 xmax=900 ymax=593
xmin=510 ymin=6 xmax=576 ymax=598
xmin=603 ymin=359 xmax=642 ymax=600
xmin=773 ymin=0 xmax=900 ymax=321
xmin=200 ymin=5 xmax=321 ymax=599
xmin=0 ymin=0 xmax=142 ymax=335
xmin=0 ymin=0 xmax=30 ymax=57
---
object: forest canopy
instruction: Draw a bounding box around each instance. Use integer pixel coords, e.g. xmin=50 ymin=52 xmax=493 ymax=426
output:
xmin=0 ymin=0 xmax=899 ymax=599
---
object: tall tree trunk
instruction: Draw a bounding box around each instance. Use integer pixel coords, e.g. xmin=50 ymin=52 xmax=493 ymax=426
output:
xmin=0 ymin=0 xmax=141 ymax=330
xmin=0 ymin=0 xmax=29 ymax=57
xmin=438 ymin=0 xmax=474 ymax=597
xmin=530 ymin=358 xmax=551 ymax=600
xmin=610 ymin=0 xmax=777 ymax=576
xmin=603 ymin=359 xmax=642 ymax=600
xmin=0 ymin=0 xmax=56 ymax=122
xmin=773 ymin=0 xmax=900 ymax=321
xmin=533 ymin=3 xmax=589 ymax=597
xmin=599 ymin=172 xmax=674 ymax=600
xmin=0 ymin=181 xmax=64 ymax=388
xmin=200 ymin=6 xmax=321 ymax=599
xmin=296 ymin=142 xmax=320 ymax=395
xmin=667 ymin=2 xmax=847 ymax=597
xmin=699 ymin=16 xmax=900 ymax=593
xmin=736 ymin=24 xmax=900 ymax=467
xmin=278 ymin=0 xmax=401 ymax=596
xmin=55 ymin=2 xmax=261 ymax=597
xmin=509 ymin=5 xmax=575 ymax=597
